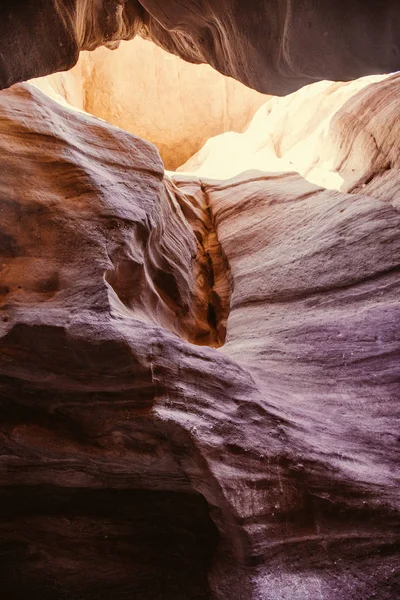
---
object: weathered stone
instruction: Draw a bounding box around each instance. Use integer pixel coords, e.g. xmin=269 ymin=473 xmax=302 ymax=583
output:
xmin=0 ymin=75 xmax=399 ymax=598
xmin=1 ymin=1 xmax=400 ymax=94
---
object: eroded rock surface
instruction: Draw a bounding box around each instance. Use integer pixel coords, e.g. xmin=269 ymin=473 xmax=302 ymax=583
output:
xmin=1 ymin=1 xmax=400 ymax=94
xmin=180 ymin=72 xmax=400 ymax=197
xmin=31 ymin=37 xmax=267 ymax=170
xmin=0 ymin=74 xmax=399 ymax=599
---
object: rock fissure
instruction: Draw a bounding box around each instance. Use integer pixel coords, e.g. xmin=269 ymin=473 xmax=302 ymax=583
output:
xmin=104 ymin=176 xmax=232 ymax=349
xmin=172 ymin=177 xmax=233 ymax=348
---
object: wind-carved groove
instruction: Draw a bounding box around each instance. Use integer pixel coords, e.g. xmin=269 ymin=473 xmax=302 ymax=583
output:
xmin=105 ymin=178 xmax=232 ymax=349
xmin=168 ymin=178 xmax=233 ymax=348
xmin=194 ymin=183 xmax=232 ymax=347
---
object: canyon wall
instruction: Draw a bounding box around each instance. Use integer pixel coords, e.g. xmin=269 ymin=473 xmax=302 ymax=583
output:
xmin=0 ymin=2 xmax=399 ymax=599
xmin=180 ymin=73 xmax=400 ymax=194
xmin=1 ymin=1 xmax=400 ymax=94
xmin=0 ymin=72 xmax=399 ymax=598
xmin=31 ymin=37 xmax=267 ymax=169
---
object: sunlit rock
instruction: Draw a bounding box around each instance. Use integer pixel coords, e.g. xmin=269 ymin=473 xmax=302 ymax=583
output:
xmin=31 ymin=37 xmax=267 ymax=169
xmin=180 ymin=73 xmax=400 ymax=197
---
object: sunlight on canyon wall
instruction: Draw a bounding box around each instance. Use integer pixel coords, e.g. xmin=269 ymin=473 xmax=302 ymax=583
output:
xmin=31 ymin=37 xmax=267 ymax=169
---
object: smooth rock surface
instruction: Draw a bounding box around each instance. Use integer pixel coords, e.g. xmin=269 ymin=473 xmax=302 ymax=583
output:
xmin=0 ymin=75 xmax=399 ymax=599
xmin=180 ymin=72 xmax=400 ymax=196
xmin=1 ymin=1 xmax=400 ymax=94
xmin=31 ymin=37 xmax=267 ymax=169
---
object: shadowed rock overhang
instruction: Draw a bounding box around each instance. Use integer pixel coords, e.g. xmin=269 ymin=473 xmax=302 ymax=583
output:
xmin=1 ymin=0 xmax=400 ymax=94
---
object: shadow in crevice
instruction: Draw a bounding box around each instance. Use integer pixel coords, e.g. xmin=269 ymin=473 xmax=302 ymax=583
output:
xmin=0 ymin=485 xmax=219 ymax=600
xmin=105 ymin=176 xmax=233 ymax=350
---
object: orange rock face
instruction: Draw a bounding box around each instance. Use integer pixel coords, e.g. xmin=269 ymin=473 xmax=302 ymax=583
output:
xmin=31 ymin=37 xmax=267 ymax=170
xmin=0 ymin=71 xmax=399 ymax=599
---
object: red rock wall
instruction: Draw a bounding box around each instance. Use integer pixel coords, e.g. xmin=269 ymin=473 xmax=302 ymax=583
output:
xmin=0 ymin=76 xmax=399 ymax=598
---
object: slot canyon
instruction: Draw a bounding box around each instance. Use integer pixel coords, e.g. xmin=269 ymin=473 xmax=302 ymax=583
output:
xmin=0 ymin=2 xmax=399 ymax=599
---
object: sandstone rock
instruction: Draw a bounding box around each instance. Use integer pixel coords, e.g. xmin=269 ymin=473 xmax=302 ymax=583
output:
xmin=31 ymin=37 xmax=267 ymax=170
xmin=140 ymin=0 xmax=400 ymax=94
xmin=0 ymin=0 xmax=144 ymax=89
xmin=180 ymin=72 xmax=400 ymax=196
xmin=0 ymin=76 xmax=399 ymax=599
xmin=1 ymin=1 xmax=400 ymax=94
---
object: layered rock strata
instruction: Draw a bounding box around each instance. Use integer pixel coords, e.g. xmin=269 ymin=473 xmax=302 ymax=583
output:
xmin=1 ymin=1 xmax=400 ymax=94
xmin=0 ymin=74 xmax=399 ymax=599
xmin=181 ymin=73 xmax=400 ymax=198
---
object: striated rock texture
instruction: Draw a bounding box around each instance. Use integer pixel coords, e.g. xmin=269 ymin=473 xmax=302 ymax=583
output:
xmin=180 ymin=72 xmax=400 ymax=194
xmin=1 ymin=1 xmax=400 ymax=94
xmin=0 ymin=72 xmax=399 ymax=599
xmin=139 ymin=0 xmax=400 ymax=94
xmin=31 ymin=37 xmax=267 ymax=170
